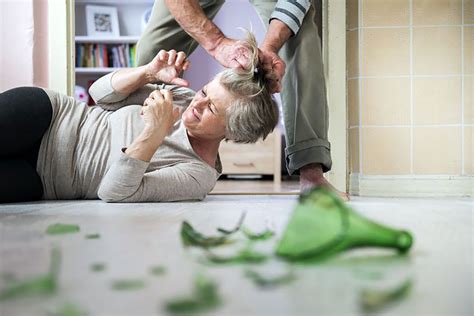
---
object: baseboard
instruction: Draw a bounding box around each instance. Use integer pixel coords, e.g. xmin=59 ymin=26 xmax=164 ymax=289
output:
xmin=349 ymin=173 xmax=473 ymax=197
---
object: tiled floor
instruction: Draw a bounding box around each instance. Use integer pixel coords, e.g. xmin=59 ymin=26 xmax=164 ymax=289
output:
xmin=0 ymin=195 xmax=472 ymax=316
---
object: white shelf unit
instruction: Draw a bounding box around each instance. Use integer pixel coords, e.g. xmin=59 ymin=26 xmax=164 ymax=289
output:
xmin=75 ymin=36 xmax=140 ymax=44
xmin=74 ymin=0 xmax=153 ymax=91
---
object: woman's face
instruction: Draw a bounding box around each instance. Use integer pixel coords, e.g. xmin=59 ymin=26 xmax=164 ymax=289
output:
xmin=182 ymin=76 xmax=235 ymax=141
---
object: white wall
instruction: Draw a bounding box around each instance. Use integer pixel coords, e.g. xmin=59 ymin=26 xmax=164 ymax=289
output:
xmin=0 ymin=0 xmax=48 ymax=92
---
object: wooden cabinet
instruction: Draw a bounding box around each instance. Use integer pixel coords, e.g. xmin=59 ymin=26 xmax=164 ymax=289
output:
xmin=219 ymin=130 xmax=282 ymax=184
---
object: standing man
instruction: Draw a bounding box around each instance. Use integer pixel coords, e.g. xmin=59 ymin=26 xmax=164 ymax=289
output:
xmin=136 ymin=0 xmax=348 ymax=199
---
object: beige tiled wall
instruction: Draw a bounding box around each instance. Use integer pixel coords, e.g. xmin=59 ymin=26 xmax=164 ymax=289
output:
xmin=347 ymin=0 xmax=472 ymax=176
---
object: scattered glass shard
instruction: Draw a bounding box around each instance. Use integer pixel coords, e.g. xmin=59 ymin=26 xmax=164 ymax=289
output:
xmin=0 ymin=247 xmax=61 ymax=300
xmin=46 ymin=224 xmax=80 ymax=235
xmin=46 ymin=302 xmax=88 ymax=316
xmin=244 ymin=269 xmax=296 ymax=289
xmin=90 ymin=263 xmax=106 ymax=272
xmin=181 ymin=221 xmax=233 ymax=248
xmin=205 ymin=248 xmax=268 ymax=264
xmin=165 ymin=274 xmax=221 ymax=314
xmin=217 ymin=212 xmax=246 ymax=235
xmin=85 ymin=234 xmax=100 ymax=239
xmin=276 ymin=188 xmax=413 ymax=261
xmin=360 ymin=279 xmax=413 ymax=312
xmin=111 ymin=279 xmax=145 ymax=291
xmin=150 ymin=265 xmax=166 ymax=276
xmin=242 ymin=227 xmax=275 ymax=241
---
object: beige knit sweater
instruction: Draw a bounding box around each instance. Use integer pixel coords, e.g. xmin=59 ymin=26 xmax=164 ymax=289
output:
xmin=38 ymin=72 xmax=221 ymax=202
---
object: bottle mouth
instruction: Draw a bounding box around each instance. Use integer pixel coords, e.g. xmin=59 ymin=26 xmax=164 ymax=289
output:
xmin=397 ymin=231 xmax=414 ymax=252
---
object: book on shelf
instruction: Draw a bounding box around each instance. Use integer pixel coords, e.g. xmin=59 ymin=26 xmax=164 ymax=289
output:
xmin=76 ymin=43 xmax=137 ymax=68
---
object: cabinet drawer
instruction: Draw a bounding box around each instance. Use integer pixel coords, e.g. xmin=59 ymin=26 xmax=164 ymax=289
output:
xmin=219 ymin=132 xmax=276 ymax=175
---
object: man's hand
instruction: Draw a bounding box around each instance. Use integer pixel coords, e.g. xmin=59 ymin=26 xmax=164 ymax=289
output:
xmin=258 ymin=47 xmax=286 ymax=93
xmin=211 ymin=37 xmax=253 ymax=70
xmin=146 ymin=50 xmax=191 ymax=86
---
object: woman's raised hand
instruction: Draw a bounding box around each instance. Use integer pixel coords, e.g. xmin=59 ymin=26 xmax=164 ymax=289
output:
xmin=146 ymin=50 xmax=191 ymax=86
xmin=141 ymin=89 xmax=180 ymax=137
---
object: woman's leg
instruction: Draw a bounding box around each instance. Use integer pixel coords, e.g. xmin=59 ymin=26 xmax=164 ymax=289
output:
xmin=0 ymin=87 xmax=52 ymax=203
xmin=0 ymin=87 xmax=52 ymax=159
xmin=0 ymin=160 xmax=44 ymax=203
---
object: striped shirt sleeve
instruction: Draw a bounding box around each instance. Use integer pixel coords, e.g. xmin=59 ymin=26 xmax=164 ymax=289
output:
xmin=269 ymin=0 xmax=311 ymax=35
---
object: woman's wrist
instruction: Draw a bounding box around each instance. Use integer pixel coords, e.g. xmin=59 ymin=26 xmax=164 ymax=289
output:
xmin=125 ymin=127 xmax=164 ymax=162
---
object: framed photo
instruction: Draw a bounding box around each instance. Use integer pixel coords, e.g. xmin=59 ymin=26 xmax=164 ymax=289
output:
xmin=86 ymin=5 xmax=120 ymax=37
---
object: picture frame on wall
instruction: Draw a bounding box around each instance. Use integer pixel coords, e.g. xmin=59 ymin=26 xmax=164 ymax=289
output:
xmin=86 ymin=5 xmax=120 ymax=37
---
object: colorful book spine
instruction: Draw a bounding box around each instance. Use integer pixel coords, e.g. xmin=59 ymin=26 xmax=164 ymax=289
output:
xmin=75 ymin=43 xmax=138 ymax=68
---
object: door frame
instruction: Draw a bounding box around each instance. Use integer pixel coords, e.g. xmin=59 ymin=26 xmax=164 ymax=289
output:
xmin=48 ymin=0 xmax=75 ymax=95
xmin=322 ymin=0 xmax=347 ymax=192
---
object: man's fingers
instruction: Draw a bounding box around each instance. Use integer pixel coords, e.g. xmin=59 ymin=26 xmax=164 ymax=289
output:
xmin=274 ymin=60 xmax=286 ymax=77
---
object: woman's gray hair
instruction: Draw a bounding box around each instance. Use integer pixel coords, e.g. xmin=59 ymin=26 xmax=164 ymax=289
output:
xmin=219 ymin=31 xmax=280 ymax=144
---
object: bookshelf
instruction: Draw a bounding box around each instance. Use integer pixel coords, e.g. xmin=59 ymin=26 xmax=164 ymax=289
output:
xmin=74 ymin=0 xmax=153 ymax=98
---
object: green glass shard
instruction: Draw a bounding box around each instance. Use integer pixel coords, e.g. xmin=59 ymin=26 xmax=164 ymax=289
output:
xmin=244 ymin=269 xmax=296 ymax=289
xmin=90 ymin=263 xmax=106 ymax=272
xmin=360 ymin=279 xmax=413 ymax=312
xmin=181 ymin=221 xmax=232 ymax=248
xmin=46 ymin=224 xmax=80 ymax=235
xmin=47 ymin=303 xmax=88 ymax=316
xmin=276 ymin=187 xmax=413 ymax=261
xmin=0 ymin=247 xmax=61 ymax=300
xmin=242 ymin=227 xmax=275 ymax=241
xmin=165 ymin=274 xmax=221 ymax=313
xmin=85 ymin=234 xmax=100 ymax=239
xmin=205 ymin=248 xmax=268 ymax=264
xmin=217 ymin=212 xmax=246 ymax=235
xmin=150 ymin=265 xmax=166 ymax=276
xmin=111 ymin=279 xmax=145 ymax=291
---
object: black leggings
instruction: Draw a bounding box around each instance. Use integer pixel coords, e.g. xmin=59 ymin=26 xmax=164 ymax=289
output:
xmin=0 ymin=87 xmax=52 ymax=203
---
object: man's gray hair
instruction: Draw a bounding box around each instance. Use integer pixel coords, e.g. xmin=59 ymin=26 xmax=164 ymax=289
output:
xmin=219 ymin=31 xmax=280 ymax=144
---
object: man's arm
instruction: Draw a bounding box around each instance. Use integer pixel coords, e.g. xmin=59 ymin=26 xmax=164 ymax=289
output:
xmin=164 ymin=0 xmax=251 ymax=69
xmin=165 ymin=0 xmax=224 ymax=54
xmin=258 ymin=1 xmax=312 ymax=92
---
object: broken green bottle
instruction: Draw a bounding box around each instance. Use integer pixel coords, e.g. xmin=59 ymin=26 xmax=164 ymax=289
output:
xmin=276 ymin=188 xmax=413 ymax=261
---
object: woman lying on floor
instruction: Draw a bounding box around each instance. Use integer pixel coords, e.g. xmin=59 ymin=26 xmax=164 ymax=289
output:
xmin=0 ymin=32 xmax=278 ymax=203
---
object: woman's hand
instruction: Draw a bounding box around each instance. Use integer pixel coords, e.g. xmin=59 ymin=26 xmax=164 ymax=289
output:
xmin=146 ymin=50 xmax=191 ymax=86
xmin=141 ymin=89 xmax=180 ymax=139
